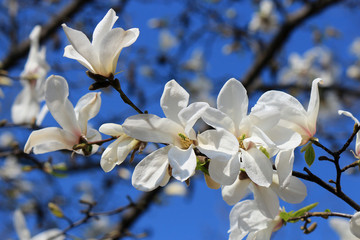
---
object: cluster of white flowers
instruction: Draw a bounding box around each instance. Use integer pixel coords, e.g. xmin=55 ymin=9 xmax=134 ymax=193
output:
xmin=19 ymin=8 xmax=360 ymax=240
xmin=347 ymin=38 xmax=360 ymax=81
xmin=280 ymin=46 xmax=339 ymax=86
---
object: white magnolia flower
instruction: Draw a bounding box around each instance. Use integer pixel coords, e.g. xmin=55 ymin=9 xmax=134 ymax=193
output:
xmin=99 ymin=123 xmax=140 ymax=172
xmin=123 ymin=80 xmax=209 ymax=191
xmin=351 ymin=212 xmax=360 ymax=238
xmin=159 ymin=30 xmax=177 ymax=52
xmin=252 ymin=78 xmax=322 ymax=146
xmin=62 ymin=8 xmax=139 ymax=78
xmin=351 ymin=38 xmax=360 ymax=58
xmin=197 ymin=79 xmax=300 ymax=187
xmin=249 ymin=0 xmax=278 ymax=33
xmin=330 ymin=215 xmax=360 ymax=240
xmin=12 ymin=25 xmax=50 ymax=124
xmin=222 ymin=171 xmax=306 ymax=218
xmin=13 ymin=209 xmax=65 ymax=240
xmin=228 ymin=200 xmax=283 ymax=240
xmin=338 ymin=110 xmax=360 ymax=158
xmin=280 ymin=47 xmax=338 ymax=86
xmin=24 ymin=75 xmax=101 ymax=156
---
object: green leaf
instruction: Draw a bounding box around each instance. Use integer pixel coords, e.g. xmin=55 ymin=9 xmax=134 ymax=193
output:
xmin=292 ymin=202 xmax=318 ymax=218
xmin=305 ymin=144 xmax=315 ymax=167
xmin=324 ymin=209 xmax=331 ymax=213
xmin=279 ymin=212 xmax=291 ymax=222
xmin=48 ymin=202 xmax=64 ymax=218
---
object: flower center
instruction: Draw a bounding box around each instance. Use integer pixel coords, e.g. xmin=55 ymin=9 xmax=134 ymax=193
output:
xmin=238 ymin=134 xmax=247 ymax=150
xmin=178 ymin=133 xmax=193 ymax=149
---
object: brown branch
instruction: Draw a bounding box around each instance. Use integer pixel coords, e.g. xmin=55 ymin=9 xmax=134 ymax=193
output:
xmin=242 ymin=0 xmax=342 ymax=89
xmin=288 ymin=211 xmax=353 ymax=222
xmin=0 ymin=0 xmax=93 ymax=71
xmin=102 ymin=188 xmax=162 ymax=239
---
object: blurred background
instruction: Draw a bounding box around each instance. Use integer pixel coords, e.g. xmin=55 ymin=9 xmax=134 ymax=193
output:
xmin=1 ymin=0 xmax=360 ymax=239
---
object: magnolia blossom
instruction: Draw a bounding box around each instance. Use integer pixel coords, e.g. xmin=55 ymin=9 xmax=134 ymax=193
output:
xmin=24 ymin=75 xmax=101 ymax=156
xmin=12 ymin=25 xmax=50 ymax=124
xmin=280 ymin=47 xmax=338 ymax=86
xmin=14 ymin=209 xmax=64 ymax=240
xmin=222 ymin=170 xmax=306 ymax=218
xmin=249 ymin=0 xmax=278 ymax=33
xmin=330 ymin=215 xmax=360 ymax=240
xmin=351 ymin=212 xmax=360 ymax=238
xmin=252 ymin=78 xmax=322 ymax=146
xmin=196 ymin=79 xmax=300 ymax=186
xmin=62 ymin=8 xmax=139 ymax=78
xmin=338 ymin=110 xmax=360 ymax=158
xmin=99 ymin=123 xmax=140 ymax=172
xmin=228 ymin=200 xmax=283 ymax=240
xmin=123 ymin=80 xmax=209 ymax=191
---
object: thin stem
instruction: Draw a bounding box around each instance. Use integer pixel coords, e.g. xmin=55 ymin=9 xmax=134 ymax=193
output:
xmin=87 ymin=136 xmax=117 ymax=146
xmin=288 ymin=211 xmax=353 ymax=222
xmin=109 ymin=78 xmax=143 ymax=114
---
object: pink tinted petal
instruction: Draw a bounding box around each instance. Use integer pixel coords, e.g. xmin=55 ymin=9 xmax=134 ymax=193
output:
xmin=132 ymin=146 xmax=171 ymax=191
xmin=168 ymin=145 xmax=196 ymax=182
xmin=217 ymin=78 xmax=248 ymax=130
xmin=160 ymin=80 xmax=189 ymax=124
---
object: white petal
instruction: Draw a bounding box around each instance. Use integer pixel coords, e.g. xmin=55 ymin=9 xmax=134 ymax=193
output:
xmin=123 ymin=114 xmax=183 ymax=144
xmin=306 ymin=78 xmax=322 ymax=133
xmin=24 ymin=127 xmax=76 ymax=154
xmin=350 ymin=212 xmax=360 ymax=238
xmin=45 ymin=75 xmax=81 ymax=136
xmin=222 ymin=178 xmax=251 ymax=205
xmin=100 ymin=139 xmax=120 ymax=172
xmin=13 ymin=209 xmax=31 ymax=240
xmin=62 ymin=24 xmax=98 ymax=73
xmin=31 ymin=229 xmax=65 ymax=240
xmin=275 ymin=149 xmax=294 ymax=188
xmin=272 ymin=174 xmax=307 ymax=204
xmin=92 ymin=9 xmax=118 ymax=48
xmin=197 ymin=129 xmax=239 ymax=159
xmin=241 ymin=148 xmax=273 ymax=187
xmin=168 ymin=145 xmax=196 ymax=182
xmin=11 ymin=84 xmax=40 ymax=124
xmin=120 ymin=28 xmax=140 ymax=48
xmin=253 ymin=185 xmax=279 ymax=218
xmin=178 ymin=102 xmax=209 ymax=138
xmin=217 ymin=78 xmax=248 ymax=130
xmin=99 ymin=123 xmax=125 ymax=136
xmin=132 ymin=146 xmax=171 ymax=191
xmin=330 ymin=217 xmax=359 ymax=240
xmin=201 ymin=107 xmax=235 ymax=134
xmin=231 ymin=200 xmax=270 ymax=233
xmin=263 ymin=126 xmax=301 ymax=150
xmin=208 ymin=154 xmax=240 ymax=185
xmin=63 ymin=45 xmax=95 ymax=73
xmin=160 ymin=79 xmax=189 ymax=124
xmin=115 ymin=138 xmax=139 ymax=165
xmin=74 ymin=92 xmax=101 ymax=136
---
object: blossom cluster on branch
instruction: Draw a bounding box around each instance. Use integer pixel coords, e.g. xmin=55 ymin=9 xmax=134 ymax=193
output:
xmin=6 ymin=6 xmax=360 ymax=240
